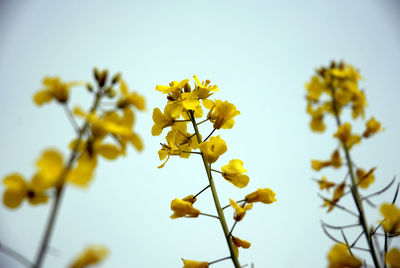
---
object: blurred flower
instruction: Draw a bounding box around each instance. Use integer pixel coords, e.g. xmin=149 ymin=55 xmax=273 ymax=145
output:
xmin=380 ymin=203 xmax=400 ymax=234
xmin=333 ymin=123 xmax=361 ymax=149
xmin=2 ymin=173 xmax=48 ymax=209
xmin=232 ymin=236 xmax=251 ymax=257
xmin=317 ymin=176 xmax=335 ymax=192
xmin=363 ymin=117 xmax=382 ymax=138
xmin=356 ymin=167 xmax=375 ymax=189
xmin=69 ymin=245 xmax=109 ymax=268
xmin=327 ymin=244 xmax=362 ymax=268
xmin=33 ymin=76 xmax=82 ymax=106
xmin=323 ymin=182 xmax=345 ymax=212
xmin=117 ymin=79 xmax=146 ymax=110
xmin=386 ymin=248 xmax=400 ymax=268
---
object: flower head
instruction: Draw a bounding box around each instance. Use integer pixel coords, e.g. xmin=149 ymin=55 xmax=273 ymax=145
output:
xmin=363 ymin=117 xmax=382 ymax=138
xmin=327 ymin=244 xmax=362 ymax=268
xmin=170 ymin=198 xmax=201 ymax=219
xmin=33 ymin=76 xmax=82 ymax=106
xmin=386 ymin=248 xmax=400 ymax=268
xmin=193 ymin=75 xmax=219 ymax=99
xmin=333 ymin=123 xmax=361 ymax=149
xmin=323 ymin=182 xmax=345 ymax=212
xmin=317 ymin=176 xmax=335 ymax=192
xmin=69 ymin=245 xmax=109 ymax=268
xmin=182 ymin=259 xmax=209 ymax=268
xmin=117 ymin=79 xmax=146 ymax=110
xmin=229 ymin=199 xmax=253 ymax=221
xmin=221 ymin=159 xmax=249 ymax=188
xmin=356 ymin=167 xmax=375 ymax=189
xmin=199 ymin=135 xmax=227 ymax=164
xmin=203 ymin=100 xmax=240 ymax=129
xmin=231 ymin=236 xmax=251 ymax=257
xmin=245 ymin=188 xmax=277 ymax=204
xmin=380 ymin=203 xmax=400 ymax=234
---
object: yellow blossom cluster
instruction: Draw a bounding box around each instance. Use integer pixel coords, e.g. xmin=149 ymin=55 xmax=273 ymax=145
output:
xmin=2 ymin=68 xmax=145 ymax=267
xmin=153 ymin=75 xmax=276 ymax=267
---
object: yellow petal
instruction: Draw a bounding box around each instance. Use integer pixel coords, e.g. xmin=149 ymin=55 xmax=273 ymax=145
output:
xmin=33 ymin=90 xmax=53 ymax=106
xmin=36 ymin=149 xmax=64 ymax=183
xmin=3 ymin=190 xmax=25 ymax=209
xmin=97 ymin=144 xmax=120 ymax=160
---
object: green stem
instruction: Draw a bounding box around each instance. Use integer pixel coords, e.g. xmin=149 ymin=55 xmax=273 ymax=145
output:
xmin=33 ymin=91 xmax=104 ymax=268
xmin=188 ymin=111 xmax=241 ymax=268
xmin=330 ymin=86 xmax=381 ymax=268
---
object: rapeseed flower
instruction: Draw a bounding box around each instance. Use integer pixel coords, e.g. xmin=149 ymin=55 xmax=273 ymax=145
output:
xmin=199 ymin=135 xmax=227 ymax=164
xmin=170 ymin=198 xmax=201 ymax=219
xmin=386 ymin=248 xmax=400 ymax=268
xmin=356 ymin=167 xmax=375 ymax=189
xmin=380 ymin=203 xmax=400 ymax=234
xmin=2 ymin=173 xmax=49 ymax=209
xmin=33 ymin=76 xmax=82 ymax=106
xmin=182 ymin=259 xmax=209 ymax=268
xmin=151 ymin=106 xmax=176 ymax=136
xmin=363 ymin=117 xmax=382 ymax=138
xmin=203 ymin=99 xmax=240 ymax=129
xmin=69 ymin=245 xmax=109 ymax=268
xmin=245 ymin=188 xmax=276 ymax=204
xmin=117 ymin=79 xmax=146 ymax=110
xmin=327 ymin=244 xmax=362 ymax=268
xmin=333 ymin=123 xmax=361 ymax=149
xmin=229 ymin=199 xmax=253 ymax=221
xmin=221 ymin=159 xmax=249 ymax=188
xmin=317 ymin=176 xmax=335 ymax=192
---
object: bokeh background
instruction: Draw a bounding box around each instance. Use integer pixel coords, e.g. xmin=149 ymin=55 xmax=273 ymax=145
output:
xmin=1 ymin=0 xmax=400 ymax=267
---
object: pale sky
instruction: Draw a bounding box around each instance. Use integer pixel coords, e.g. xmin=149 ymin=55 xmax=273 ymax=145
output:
xmin=0 ymin=1 xmax=400 ymax=267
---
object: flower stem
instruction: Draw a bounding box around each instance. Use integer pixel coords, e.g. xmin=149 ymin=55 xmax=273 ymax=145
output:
xmin=188 ymin=111 xmax=241 ymax=268
xmin=330 ymin=86 xmax=381 ymax=268
xmin=33 ymin=90 xmax=104 ymax=268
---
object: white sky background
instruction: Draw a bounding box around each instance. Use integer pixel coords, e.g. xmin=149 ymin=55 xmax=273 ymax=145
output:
xmin=0 ymin=0 xmax=400 ymax=267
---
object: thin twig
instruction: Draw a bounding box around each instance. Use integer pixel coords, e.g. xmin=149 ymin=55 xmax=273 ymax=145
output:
xmin=203 ymin=128 xmax=217 ymax=143
xmin=209 ymin=256 xmax=231 ymax=265
xmin=199 ymin=212 xmax=219 ymax=219
xmin=318 ymin=194 xmax=359 ymax=217
xmin=392 ymin=182 xmax=399 ymax=204
xmin=0 ymin=242 xmax=32 ymax=267
xmin=322 ymin=221 xmax=360 ymax=230
xmin=361 ymin=177 xmax=396 ymax=201
xmin=193 ymin=185 xmax=210 ymax=199
xmin=62 ymin=103 xmax=80 ymax=133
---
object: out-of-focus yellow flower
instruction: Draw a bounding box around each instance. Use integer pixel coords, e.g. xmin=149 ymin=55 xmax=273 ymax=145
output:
xmin=323 ymin=182 xmax=345 ymax=212
xmin=182 ymin=259 xmax=209 ymax=268
xmin=203 ymin=100 xmax=240 ymax=129
xmin=356 ymin=167 xmax=375 ymax=189
xmin=170 ymin=198 xmax=201 ymax=219
xmin=193 ymin=75 xmax=219 ymax=99
xmin=117 ymin=79 xmax=146 ymax=110
xmin=363 ymin=117 xmax=382 ymax=138
xmin=2 ymin=173 xmax=49 ymax=209
xmin=333 ymin=123 xmax=361 ymax=149
xmin=69 ymin=245 xmax=109 ymax=268
xmin=229 ymin=199 xmax=253 ymax=221
xmin=327 ymin=244 xmax=362 ymax=268
xmin=317 ymin=176 xmax=335 ymax=192
xmin=33 ymin=76 xmax=82 ymax=106
xmin=245 ymin=188 xmax=276 ymax=204
xmin=67 ymin=153 xmax=97 ymax=187
xmin=231 ymin=236 xmax=251 ymax=257
xmin=199 ymin=135 xmax=227 ymax=164
xmin=311 ymin=150 xmax=342 ymax=171
xmin=34 ymin=149 xmax=64 ymax=189
xmin=351 ymin=89 xmax=367 ymax=119
xmin=151 ymin=106 xmax=176 ymax=136
xmin=305 ymin=76 xmax=325 ymax=102
xmin=380 ymin=203 xmax=400 ymax=234
xmin=307 ymin=104 xmax=326 ymax=132
xmin=221 ymin=159 xmax=249 ymax=188
xmin=386 ymin=248 xmax=400 ymax=268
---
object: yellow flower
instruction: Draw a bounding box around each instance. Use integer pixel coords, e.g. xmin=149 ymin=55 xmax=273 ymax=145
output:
xmin=363 ymin=117 xmax=382 ymax=138
xmin=229 ymin=199 xmax=253 ymax=221
xmin=386 ymin=248 xmax=400 ymax=268
xmin=34 ymin=149 xmax=64 ymax=189
xmin=221 ymin=159 xmax=249 ymax=188
xmin=317 ymin=176 xmax=335 ymax=192
xmin=327 ymin=244 xmax=362 ymax=268
xmin=193 ymin=74 xmax=219 ymax=99
xmin=380 ymin=203 xmax=400 ymax=234
xmin=156 ymin=79 xmax=189 ymax=94
xmin=245 ymin=188 xmax=277 ymax=204
xmin=33 ymin=76 xmax=82 ymax=106
xmin=170 ymin=198 xmax=201 ymax=219
xmin=356 ymin=167 xmax=375 ymax=189
xmin=2 ymin=173 xmax=49 ymax=209
xmin=203 ymin=100 xmax=240 ymax=129
xmin=333 ymin=123 xmax=361 ymax=149
xmin=66 ymin=153 xmax=97 ymax=187
xmin=117 ymin=79 xmax=146 ymax=110
xmin=182 ymin=259 xmax=209 ymax=268
xmin=311 ymin=150 xmax=342 ymax=171
xmin=323 ymin=182 xmax=345 ymax=212
xmin=306 ymin=103 xmax=327 ymax=132
xmin=69 ymin=245 xmax=109 ymax=268
xmin=231 ymin=236 xmax=251 ymax=257
xmin=305 ymin=76 xmax=325 ymax=102
xmin=151 ymin=106 xmax=176 ymax=136
xmin=199 ymin=135 xmax=227 ymax=164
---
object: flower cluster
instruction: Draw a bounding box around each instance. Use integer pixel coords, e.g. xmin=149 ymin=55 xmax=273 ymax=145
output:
xmin=153 ymin=75 xmax=276 ymax=267
xmin=306 ymin=61 xmax=398 ymax=268
xmin=2 ymin=68 xmax=145 ymax=267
